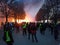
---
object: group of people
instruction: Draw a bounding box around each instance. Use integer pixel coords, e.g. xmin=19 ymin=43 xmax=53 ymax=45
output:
xmin=0 ymin=22 xmax=60 ymax=45
xmin=15 ymin=22 xmax=60 ymax=42
xmin=22 ymin=22 xmax=38 ymax=42
xmin=15 ymin=22 xmax=38 ymax=42
xmin=2 ymin=22 xmax=38 ymax=45
xmin=38 ymin=23 xmax=60 ymax=40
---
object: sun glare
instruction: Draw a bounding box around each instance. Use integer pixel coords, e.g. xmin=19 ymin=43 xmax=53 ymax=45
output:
xmin=11 ymin=13 xmax=35 ymax=23
xmin=16 ymin=14 xmax=35 ymax=23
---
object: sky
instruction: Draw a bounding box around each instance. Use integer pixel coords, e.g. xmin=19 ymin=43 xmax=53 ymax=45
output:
xmin=24 ymin=0 xmax=45 ymax=17
xmin=13 ymin=0 xmax=45 ymax=21
xmin=0 ymin=0 xmax=45 ymax=22
xmin=24 ymin=0 xmax=45 ymax=21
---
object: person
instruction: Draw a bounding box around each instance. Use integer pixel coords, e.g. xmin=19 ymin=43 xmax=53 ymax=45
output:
xmin=30 ymin=23 xmax=38 ymax=42
xmin=54 ymin=24 xmax=59 ymax=40
xmin=0 ymin=22 xmax=4 ymax=40
xmin=39 ymin=23 xmax=42 ymax=33
xmin=27 ymin=22 xmax=31 ymax=40
xmin=49 ymin=23 xmax=54 ymax=35
xmin=3 ymin=22 xmax=14 ymax=45
xmin=36 ymin=22 xmax=40 ymax=29
xmin=22 ymin=22 xmax=27 ymax=36
xmin=39 ymin=23 xmax=46 ymax=35
xmin=15 ymin=22 xmax=20 ymax=33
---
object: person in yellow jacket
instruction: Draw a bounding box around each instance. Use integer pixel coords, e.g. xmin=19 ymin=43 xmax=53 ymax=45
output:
xmin=3 ymin=22 xmax=14 ymax=45
xmin=22 ymin=22 xmax=27 ymax=36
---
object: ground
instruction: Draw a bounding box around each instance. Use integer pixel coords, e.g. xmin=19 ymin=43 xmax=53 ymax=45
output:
xmin=0 ymin=28 xmax=60 ymax=45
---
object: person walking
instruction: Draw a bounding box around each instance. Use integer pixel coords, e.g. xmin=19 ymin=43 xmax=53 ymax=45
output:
xmin=39 ymin=23 xmax=46 ymax=35
xmin=30 ymin=23 xmax=38 ymax=42
xmin=22 ymin=22 xmax=27 ymax=36
xmin=54 ymin=24 xmax=59 ymax=40
xmin=3 ymin=22 xmax=14 ymax=45
xmin=27 ymin=22 xmax=31 ymax=40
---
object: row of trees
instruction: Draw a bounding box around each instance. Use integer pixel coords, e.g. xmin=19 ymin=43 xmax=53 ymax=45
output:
xmin=0 ymin=0 xmax=26 ymax=23
xmin=36 ymin=0 xmax=60 ymax=24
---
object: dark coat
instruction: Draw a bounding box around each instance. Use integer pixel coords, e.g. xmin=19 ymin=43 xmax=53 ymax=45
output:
xmin=3 ymin=23 xmax=14 ymax=43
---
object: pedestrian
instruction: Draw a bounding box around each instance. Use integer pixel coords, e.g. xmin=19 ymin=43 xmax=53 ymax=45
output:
xmin=3 ymin=22 xmax=14 ymax=45
xmin=30 ymin=23 xmax=38 ymax=42
xmin=15 ymin=22 xmax=20 ymax=33
xmin=39 ymin=23 xmax=46 ymax=35
xmin=22 ymin=22 xmax=27 ymax=36
xmin=49 ymin=23 xmax=54 ymax=35
xmin=36 ymin=22 xmax=40 ymax=29
xmin=54 ymin=24 xmax=59 ymax=40
xmin=27 ymin=22 xmax=31 ymax=40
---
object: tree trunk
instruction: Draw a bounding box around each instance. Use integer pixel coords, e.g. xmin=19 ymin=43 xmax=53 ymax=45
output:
xmin=5 ymin=12 xmax=8 ymax=23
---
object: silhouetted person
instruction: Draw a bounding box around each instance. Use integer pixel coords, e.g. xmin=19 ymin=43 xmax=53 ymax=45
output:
xmin=15 ymin=22 xmax=20 ymax=33
xmin=36 ymin=22 xmax=40 ymax=29
xmin=54 ymin=24 xmax=59 ymax=40
xmin=27 ymin=22 xmax=31 ymax=40
xmin=39 ymin=23 xmax=42 ymax=33
xmin=49 ymin=23 xmax=54 ymax=35
xmin=30 ymin=23 xmax=38 ymax=42
xmin=39 ymin=23 xmax=46 ymax=35
xmin=3 ymin=22 xmax=14 ymax=45
xmin=22 ymin=22 xmax=27 ymax=36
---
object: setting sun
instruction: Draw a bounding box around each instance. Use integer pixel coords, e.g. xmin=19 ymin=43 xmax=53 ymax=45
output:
xmin=16 ymin=13 xmax=35 ymax=23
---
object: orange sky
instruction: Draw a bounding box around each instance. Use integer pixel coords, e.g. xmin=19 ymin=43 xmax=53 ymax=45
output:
xmin=0 ymin=13 xmax=35 ymax=25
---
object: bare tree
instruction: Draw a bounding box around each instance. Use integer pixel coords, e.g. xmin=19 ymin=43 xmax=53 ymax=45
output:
xmin=0 ymin=0 xmax=26 ymax=23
